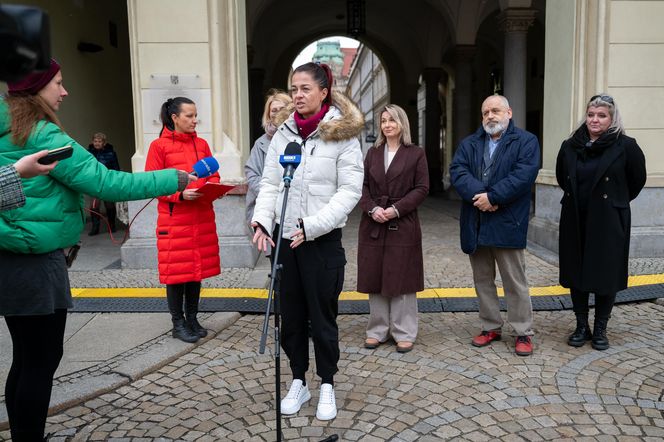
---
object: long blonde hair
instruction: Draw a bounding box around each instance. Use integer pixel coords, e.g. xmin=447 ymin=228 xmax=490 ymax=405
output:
xmin=6 ymin=94 xmax=63 ymax=146
xmin=375 ymin=104 xmax=412 ymax=147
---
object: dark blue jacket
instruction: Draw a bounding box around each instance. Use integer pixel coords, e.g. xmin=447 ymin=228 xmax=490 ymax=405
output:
xmin=87 ymin=143 xmax=120 ymax=171
xmin=450 ymin=121 xmax=540 ymax=254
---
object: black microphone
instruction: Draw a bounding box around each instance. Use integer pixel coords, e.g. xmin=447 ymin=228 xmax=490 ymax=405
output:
xmin=279 ymin=142 xmax=302 ymax=184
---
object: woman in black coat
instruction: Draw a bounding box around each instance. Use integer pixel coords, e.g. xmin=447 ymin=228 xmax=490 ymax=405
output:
xmin=556 ymin=94 xmax=646 ymax=350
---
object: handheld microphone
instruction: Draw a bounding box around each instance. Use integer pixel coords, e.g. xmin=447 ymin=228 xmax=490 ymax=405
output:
xmin=279 ymin=142 xmax=302 ymax=184
xmin=190 ymin=157 xmax=219 ymax=178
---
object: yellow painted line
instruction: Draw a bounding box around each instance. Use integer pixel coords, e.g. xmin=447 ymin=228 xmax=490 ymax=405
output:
xmin=71 ymin=273 xmax=664 ymax=300
xmin=72 ymin=288 xmax=267 ymax=298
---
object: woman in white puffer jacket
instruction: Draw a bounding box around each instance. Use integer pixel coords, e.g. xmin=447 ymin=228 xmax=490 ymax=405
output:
xmin=252 ymin=62 xmax=363 ymax=422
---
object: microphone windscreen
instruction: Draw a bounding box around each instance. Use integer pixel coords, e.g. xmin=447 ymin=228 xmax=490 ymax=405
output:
xmin=285 ymin=142 xmax=302 ymax=156
xmin=192 ymin=157 xmax=219 ymax=178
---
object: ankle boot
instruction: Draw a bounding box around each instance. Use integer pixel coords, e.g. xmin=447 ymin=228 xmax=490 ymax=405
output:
xmin=592 ymin=316 xmax=610 ymax=350
xmin=172 ymin=318 xmax=199 ymax=343
xmin=567 ymin=313 xmax=592 ymax=347
xmin=185 ymin=291 xmax=208 ymax=338
xmin=167 ymin=286 xmax=199 ymax=343
xmin=186 ymin=316 xmax=207 ymax=338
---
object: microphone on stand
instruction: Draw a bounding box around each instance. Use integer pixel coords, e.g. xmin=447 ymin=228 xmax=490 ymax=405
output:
xmin=279 ymin=142 xmax=302 ymax=185
xmin=190 ymin=156 xmax=219 ymax=178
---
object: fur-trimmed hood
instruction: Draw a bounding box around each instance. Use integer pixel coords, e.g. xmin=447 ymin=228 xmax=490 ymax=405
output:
xmin=274 ymin=93 xmax=364 ymax=143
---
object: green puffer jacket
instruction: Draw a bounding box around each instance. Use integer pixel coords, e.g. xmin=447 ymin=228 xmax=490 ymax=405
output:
xmin=0 ymin=99 xmax=179 ymax=254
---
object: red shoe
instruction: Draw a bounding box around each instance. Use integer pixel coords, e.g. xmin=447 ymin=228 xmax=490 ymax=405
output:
xmin=515 ymin=336 xmax=533 ymax=356
xmin=472 ymin=330 xmax=502 ymax=347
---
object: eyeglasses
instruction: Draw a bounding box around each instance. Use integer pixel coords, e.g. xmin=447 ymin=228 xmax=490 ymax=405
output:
xmin=590 ymin=94 xmax=614 ymax=104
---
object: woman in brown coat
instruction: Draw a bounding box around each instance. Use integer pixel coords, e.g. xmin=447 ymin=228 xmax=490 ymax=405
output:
xmin=357 ymin=104 xmax=429 ymax=353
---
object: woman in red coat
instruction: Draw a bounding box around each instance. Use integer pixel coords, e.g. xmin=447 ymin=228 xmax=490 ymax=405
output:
xmin=145 ymin=97 xmax=221 ymax=343
xmin=357 ymin=104 xmax=429 ymax=353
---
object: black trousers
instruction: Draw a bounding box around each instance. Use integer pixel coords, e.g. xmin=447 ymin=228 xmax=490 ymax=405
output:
xmin=90 ymin=198 xmax=116 ymax=230
xmin=4 ymin=309 xmax=67 ymax=441
xmin=275 ymin=227 xmax=346 ymax=383
xmin=570 ymin=288 xmax=616 ymax=318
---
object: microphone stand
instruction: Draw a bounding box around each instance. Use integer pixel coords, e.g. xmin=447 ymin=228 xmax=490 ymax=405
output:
xmin=258 ymin=168 xmax=339 ymax=442
xmin=259 ymin=175 xmax=291 ymax=442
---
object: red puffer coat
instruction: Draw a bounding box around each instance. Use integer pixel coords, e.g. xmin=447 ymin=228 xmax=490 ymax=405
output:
xmin=145 ymin=127 xmax=221 ymax=284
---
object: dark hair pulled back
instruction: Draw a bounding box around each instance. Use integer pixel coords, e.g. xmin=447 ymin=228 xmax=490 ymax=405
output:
xmin=159 ymin=96 xmax=195 ymax=133
xmin=293 ymin=62 xmax=333 ymax=105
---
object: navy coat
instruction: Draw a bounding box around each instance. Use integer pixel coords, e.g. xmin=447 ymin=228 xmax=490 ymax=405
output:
xmin=450 ymin=121 xmax=540 ymax=254
xmin=87 ymin=143 xmax=120 ymax=171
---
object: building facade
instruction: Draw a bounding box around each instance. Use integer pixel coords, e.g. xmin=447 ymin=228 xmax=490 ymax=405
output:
xmin=4 ymin=0 xmax=663 ymax=267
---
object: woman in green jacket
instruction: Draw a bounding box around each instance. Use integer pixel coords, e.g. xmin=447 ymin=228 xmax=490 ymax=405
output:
xmin=0 ymin=59 xmax=191 ymax=441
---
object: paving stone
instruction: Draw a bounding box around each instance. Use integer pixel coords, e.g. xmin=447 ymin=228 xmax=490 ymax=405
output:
xmin=2 ymin=202 xmax=661 ymax=440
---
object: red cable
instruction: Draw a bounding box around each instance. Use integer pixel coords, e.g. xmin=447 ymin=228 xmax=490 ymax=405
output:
xmin=84 ymin=197 xmax=155 ymax=245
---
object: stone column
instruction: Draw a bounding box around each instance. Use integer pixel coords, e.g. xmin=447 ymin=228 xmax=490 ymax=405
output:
xmin=422 ymin=68 xmax=444 ymax=193
xmin=498 ymin=9 xmax=536 ymax=129
xmin=122 ymin=0 xmax=258 ymax=269
xmin=452 ymin=45 xmax=476 ymax=153
xmin=248 ymin=67 xmax=266 ymax=145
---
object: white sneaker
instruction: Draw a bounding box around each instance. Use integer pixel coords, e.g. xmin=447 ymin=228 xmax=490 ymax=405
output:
xmin=316 ymin=383 xmax=337 ymax=420
xmin=281 ymin=379 xmax=311 ymax=415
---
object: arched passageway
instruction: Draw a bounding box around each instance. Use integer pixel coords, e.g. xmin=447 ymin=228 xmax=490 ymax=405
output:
xmin=246 ymin=0 xmax=546 ymax=194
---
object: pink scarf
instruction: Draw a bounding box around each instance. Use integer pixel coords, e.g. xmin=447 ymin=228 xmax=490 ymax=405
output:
xmin=293 ymin=103 xmax=330 ymax=139
xmin=265 ymin=122 xmax=278 ymax=138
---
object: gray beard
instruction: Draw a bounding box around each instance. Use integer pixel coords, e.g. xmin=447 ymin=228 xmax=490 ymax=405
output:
xmin=483 ymin=120 xmax=508 ymax=136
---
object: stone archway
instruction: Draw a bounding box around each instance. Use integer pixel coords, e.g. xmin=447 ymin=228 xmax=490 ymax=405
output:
xmin=246 ymin=0 xmax=456 ymax=191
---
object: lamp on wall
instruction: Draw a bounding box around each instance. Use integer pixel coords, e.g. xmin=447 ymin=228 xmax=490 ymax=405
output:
xmin=347 ymin=0 xmax=365 ymax=37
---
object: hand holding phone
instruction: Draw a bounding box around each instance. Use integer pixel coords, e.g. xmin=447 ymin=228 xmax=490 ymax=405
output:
xmin=14 ymin=150 xmax=58 ymax=178
xmin=37 ymin=145 xmax=73 ymax=165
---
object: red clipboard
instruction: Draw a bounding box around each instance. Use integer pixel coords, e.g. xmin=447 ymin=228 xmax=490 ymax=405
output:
xmin=196 ymin=183 xmax=236 ymax=203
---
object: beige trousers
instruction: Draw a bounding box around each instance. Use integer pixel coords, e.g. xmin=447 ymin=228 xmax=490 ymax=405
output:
xmin=469 ymin=247 xmax=533 ymax=336
xmin=366 ymin=293 xmax=418 ymax=343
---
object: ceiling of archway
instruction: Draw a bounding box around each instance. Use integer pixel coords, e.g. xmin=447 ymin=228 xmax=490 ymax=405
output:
xmin=246 ymin=0 xmax=468 ymax=87
xmin=246 ymin=0 xmax=544 ymax=109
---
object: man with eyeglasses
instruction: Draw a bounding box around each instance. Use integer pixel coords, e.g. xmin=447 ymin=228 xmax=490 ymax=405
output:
xmin=450 ymin=95 xmax=541 ymax=356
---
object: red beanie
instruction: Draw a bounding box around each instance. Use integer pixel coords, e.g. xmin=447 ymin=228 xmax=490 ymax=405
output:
xmin=7 ymin=59 xmax=61 ymax=96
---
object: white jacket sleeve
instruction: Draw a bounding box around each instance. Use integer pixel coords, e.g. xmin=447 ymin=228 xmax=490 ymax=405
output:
xmin=302 ymin=139 xmax=363 ymax=239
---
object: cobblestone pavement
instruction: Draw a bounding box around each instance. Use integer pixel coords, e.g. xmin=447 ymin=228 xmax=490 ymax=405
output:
xmin=3 ymin=198 xmax=664 ymax=441
xmin=5 ymin=302 xmax=660 ymax=441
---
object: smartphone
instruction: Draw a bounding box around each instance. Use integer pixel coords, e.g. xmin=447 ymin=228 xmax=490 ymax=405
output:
xmin=38 ymin=145 xmax=73 ymax=165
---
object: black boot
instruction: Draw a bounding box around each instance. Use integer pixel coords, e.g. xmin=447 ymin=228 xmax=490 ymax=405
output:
xmin=567 ymin=313 xmax=592 ymax=347
xmin=592 ymin=316 xmax=610 ymax=350
xmin=88 ymin=216 xmax=100 ymax=236
xmin=167 ymin=285 xmax=199 ymax=343
xmin=172 ymin=318 xmax=199 ymax=343
xmin=185 ymin=289 xmax=208 ymax=338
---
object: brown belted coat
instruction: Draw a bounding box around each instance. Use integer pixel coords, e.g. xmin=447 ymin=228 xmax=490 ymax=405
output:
xmin=357 ymin=143 xmax=429 ymax=296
